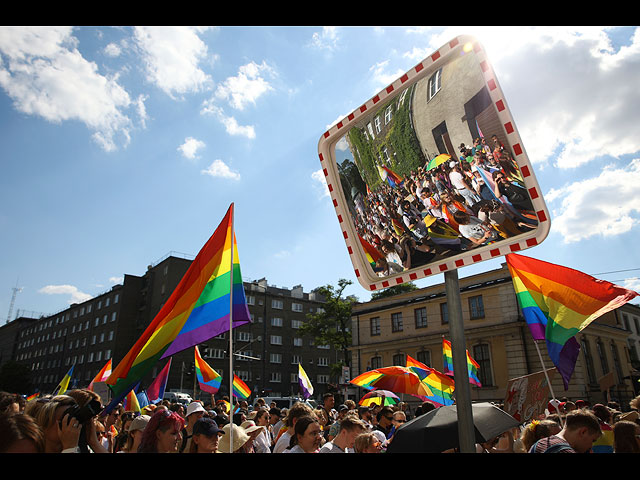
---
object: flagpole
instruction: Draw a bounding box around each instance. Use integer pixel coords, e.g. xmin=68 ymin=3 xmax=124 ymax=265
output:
xmin=533 ymin=340 xmax=564 ymax=428
xmin=228 ymin=203 xmax=235 ymax=451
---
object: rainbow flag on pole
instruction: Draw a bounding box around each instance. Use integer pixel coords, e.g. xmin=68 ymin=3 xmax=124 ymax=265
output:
xmin=88 ymin=359 xmax=112 ymax=391
xmin=506 ymin=253 xmax=638 ymax=388
xmin=232 ymin=374 xmax=251 ymax=400
xmin=106 ymin=204 xmax=251 ymax=410
xmin=406 ymin=355 xmax=455 ymax=406
xmin=442 ymin=338 xmax=482 ymax=387
xmin=195 ymin=346 xmax=221 ymax=395
xmin=298 ymin=363 xmax=314 ymax=399
xmin=123 ymin=385 xmax=141 ymax=413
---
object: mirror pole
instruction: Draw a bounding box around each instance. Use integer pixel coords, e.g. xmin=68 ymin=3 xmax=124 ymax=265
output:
xmin=444 ymin=268 xmax=476 ymax=453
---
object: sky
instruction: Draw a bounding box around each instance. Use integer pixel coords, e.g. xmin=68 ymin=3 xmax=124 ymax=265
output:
xmin=2 ymin=25 xmax=640 ymax=321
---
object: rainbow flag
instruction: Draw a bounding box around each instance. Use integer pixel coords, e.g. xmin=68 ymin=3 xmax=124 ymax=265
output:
xmin=146 ymin=359 xmax=171 ymax=404
xmin=442 ymin=338 xmax=482 ymax=387
xmin=349 ymin=369 xmax=382 ymax=390
xmin=506 ymin=253 xmax=638 ymax=388
xmin=26 ymin=392 xmax=39 ymax=401
xmin=195 ymin=346 xmax=221 ymax=395
xmin=298 ymin=363 xmax=314 ymax=399
xmin=232 ymin=374 xmax=251 ymax=400
xmin=358 ymin=235 xmax=383 ymax=270
xmin=88 ymin=359 xmax=112 ymax=391
xmin=106 ymin=204 xmax=251 ymax=409
xmin=56 ymin=365 xmax=74 ymax=395
xmin=406 ymin=355 xmax=455 ymax=407
xmin=377 ymin=165 xmax=404 ymax=188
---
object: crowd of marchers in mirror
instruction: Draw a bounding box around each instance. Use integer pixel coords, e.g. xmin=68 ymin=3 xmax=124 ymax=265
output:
xmin=344 ymin=134 xmax=538 ymax=277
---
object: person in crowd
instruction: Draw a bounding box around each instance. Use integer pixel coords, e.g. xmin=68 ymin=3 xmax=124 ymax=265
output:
xmin=519 ymin=419 xmax=562 ymax=453
xmin=320 ymin=393 xmax=336 ymax=425
xmin=528 ymin=409 xmax=602 ymax=453
xmin=118 ymin=414 xmax=149 ymax=453
xmin=24 ymin=394 xmax=83 ymax=453
xmin=353 ymin=432 xmax=383 ymax=453
xmin=357 ymin=405 xmax=374 ymax=430
xmin=613 ymin=420 xmax=640 ymax=453
xmin=188 ymin=417 xmax=224 ymax=453
xmin=113 ymin=411 xmax=136 ymax=453
xmin=0 ymin=412 xmax=45 ymax=453
xmin=65 ymin=388 xmax=110 ymax=453
xmin=283 ymin=414 xmax=323 ymax=453
xmin=319 ymin=414 xmax=367 ymax=453
xmin=218 ymin=422 xmax=255 ymax=453
xmin=372 ymin=406 xmax=394 ymax=444
xmin=268 ymin=407 xmax=282 ymax=446
xmin=453 ymin=210 xmax=499 ymax=247
xmin=273 ymin=402 xmax=315 ymax=453
xmin=326 ymin=404 xmax=349 ymax=441
xmin=137 ymin=408 xmax=185 ymax=453
xmin=180 ymin=401 xmax=206 ymax=453
xmin=387 ymin=410 xmax=407 ymax=441
xmin=591 ymin=403 xmax=615 ymax=453
xmin=251 ymin=407 xmax=272 ymax=453
xmin=0 ymin=391 xmax=22 ymax=414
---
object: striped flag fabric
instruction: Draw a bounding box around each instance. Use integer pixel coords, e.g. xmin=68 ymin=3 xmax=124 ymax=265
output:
xmin=506 ymin=253 xmax=638 ymax=388
xmin=232 ymin=374 xmax=251 ymax=400
xmin=195 ymin=346 xmax=221 ymax=395
xmin=106 ymin=204 xmax=250 ymax=409
xmin=442 ymin=338 xmax=482 ymax=387
xmin=88 ymin=359 xmax=112 ymax=391
xmin=406 ymin=355 xmax=455 ymax=407
xmin=123 ymin=385 xmax=141 ymax=413
xmin=298 ymin=363 xmax=314 ymax=399
xmin=56 ymin=365 xmax=74 ymax=395
xmin=146 ymin=359 xmax=171 ymax=404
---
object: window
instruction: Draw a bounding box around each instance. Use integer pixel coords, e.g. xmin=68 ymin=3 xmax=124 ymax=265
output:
xmin=472 ymin=343 xmax=493 ymax=386
xmin=469 ymin=295 xmax=485 ymax=319
xmin=370 ymin=317 xmax=380 ymax=336
xmin=292 ymin=303 xmax=303 ymax=312
xmin=271 ymin=317 xmax=283 ymax=327
xmin=270 ymin=372 xmax=282 ymax=383
xmin=246 ymin=295 xmax=255 ymax=305
xmin=291 ymin=319 xmax=302 ymax=329
xmin=417 ymin=350 xmax=431 ymax=367
xmin=428 ymin=68 xmax=442 ymax=100
xmin=597 ymin=339 xmax=609 ymax=374
xmin=384 ymin=105 xmax=393 ymax=124
xmin=371 ymin=356 xmax=382 ymax=369
xmin=293 ymin=337 xmax=303 ymax=347
xmin=271 ymin=299 xmax=283 ymax=309
xmin=270 ymin=353 xmax=282 ymax=364
xmin=317 ymin=357 xmax=329 ymax=367
xmin=270 ymin=335 xmax=282 ymax=345
xmin=374 ymin=115 xmax=381 ymax=134
xmin=414 ymin=307 xmax=427 ymax=329
xmin=391 ymin=313 xmax=403 ymax=332
xmin=440 ymin=303 xmax=449 ymax=324
xmin=392 ymin=353 xmax=405 ymax=366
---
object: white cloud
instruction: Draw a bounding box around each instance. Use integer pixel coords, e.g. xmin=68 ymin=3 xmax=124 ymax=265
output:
xmin=103 ymin=42 xmax=121 ymax=57
xmin=545 ymin=158 xmax=640 ymax=243
xmin=311 ymin=169 xmax=330 ymax=198
xmin=38 ymin=284 xmax=92 ymax=304
xmin=0 ymin=26 xmax=139 ymax=151
xmin=200 ymin=103 xmax=255 ymax=139
xmin=214 ymin=61 xmax=274 ymax=111
xmin=109 ymin=276 xmax=124 ymax=285
xmin=623 ymin=277 xmax=640 ymax=294
xmin=201 ymin=159 xmax=241 ymax=180
xmin=178 ymin=136 xmax=205 ymax=160
xmin=310 ymin=27 xmax=339 ymax=51
xmin=133 ymin=26 xmax=212 ymax=98
xmin=368 ymin=60 xmax=406 ymax=93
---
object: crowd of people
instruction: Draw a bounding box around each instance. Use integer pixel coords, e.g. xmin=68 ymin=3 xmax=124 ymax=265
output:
xmin=351 ymin=135 xmax=539 ymax=276
xmin=1 ymin=389 xmax=639 ymax=454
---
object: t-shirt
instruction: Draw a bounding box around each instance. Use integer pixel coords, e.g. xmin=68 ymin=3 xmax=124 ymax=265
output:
xmin=529 ymin=435 xmax=575 ymax=453
xmin=273 ymin=431 xmax=292 ymax=454
xmin=319 ymin=441 xmax=347 ymax=453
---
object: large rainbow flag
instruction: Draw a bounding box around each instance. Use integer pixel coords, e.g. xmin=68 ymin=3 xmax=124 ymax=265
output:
xmin=195 ymin=346 xmax=222 ymax=395
xmin=232 ymin=374 xmax=251 ymax=400
xmin=406 ymin=355 xmax=455 ymax=407
xmin=506 ymin=253 xmax=638 ymax=388
xmin=106 ymin=204 xmax=251 ymax=408
xmin=442 ymin=338 xmax=482 ymax=387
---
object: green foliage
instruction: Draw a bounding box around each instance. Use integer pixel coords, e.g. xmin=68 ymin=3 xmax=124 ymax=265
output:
xmin=299 ymin=279 xmax=358 ymax=367
xmin=370 ymin=282 xmax=418 ymax=300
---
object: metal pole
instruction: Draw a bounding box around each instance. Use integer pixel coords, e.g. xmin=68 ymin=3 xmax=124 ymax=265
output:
xmin=444 ymin=269 xmax=475 ymax=453
xmin=228 ymin=203 xmax=235 ymax=451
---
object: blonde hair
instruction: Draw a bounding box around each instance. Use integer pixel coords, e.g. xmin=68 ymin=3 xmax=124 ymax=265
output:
xmin=27 ymin=395 xmax=77 ymax=431
xmin=520 ymin=419 xmax=561 ymax=452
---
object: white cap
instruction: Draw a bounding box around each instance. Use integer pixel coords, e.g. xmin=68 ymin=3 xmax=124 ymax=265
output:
xmin=186 ymin=401 xmax=206 ymax=417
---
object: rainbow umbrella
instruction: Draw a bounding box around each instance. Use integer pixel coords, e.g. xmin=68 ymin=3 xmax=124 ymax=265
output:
xmin=426 ymin=153 xmax=451 ymax=171
xmin=359 ymin=389 xmax=400 ymax=407
xmin=350 ymin=366 xmax=434 ymax=398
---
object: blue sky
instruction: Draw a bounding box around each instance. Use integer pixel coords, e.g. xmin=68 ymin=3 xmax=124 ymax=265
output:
xmin=2 ymin=26 xmax=640 ymax=319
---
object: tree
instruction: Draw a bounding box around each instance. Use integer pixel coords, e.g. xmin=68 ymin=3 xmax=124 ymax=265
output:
xmin=370 ymin=282 xmax=418 ymax=300
xmin=299 ymin=279 xmax=358 ymax=378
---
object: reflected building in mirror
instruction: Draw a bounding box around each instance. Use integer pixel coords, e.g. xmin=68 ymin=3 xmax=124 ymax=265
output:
xmin=339 ymin=48 xmax=538 ymax=279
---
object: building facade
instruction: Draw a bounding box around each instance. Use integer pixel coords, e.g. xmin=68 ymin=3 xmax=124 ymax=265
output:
xmin=2 ymin=254 xmax=332 ymax=403
xmin=350 ymin=263 xmax=639 ymax=409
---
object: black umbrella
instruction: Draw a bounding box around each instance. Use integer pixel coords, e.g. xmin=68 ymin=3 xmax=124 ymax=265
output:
xmin=386 ymin=402 xmax=521 ymax=453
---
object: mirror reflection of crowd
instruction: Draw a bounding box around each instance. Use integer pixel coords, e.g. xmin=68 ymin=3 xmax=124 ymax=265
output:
xmin=352 ymin=134 xmax=538 ymax=277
